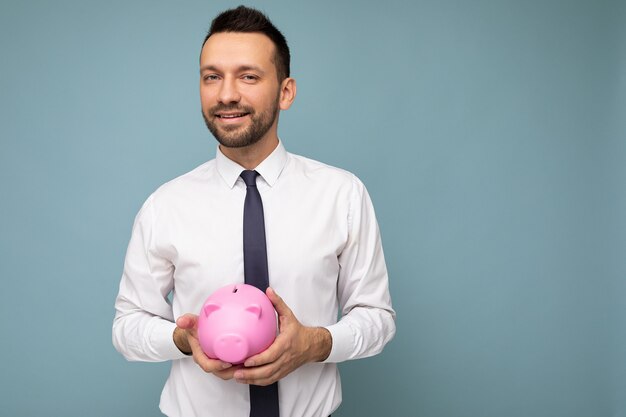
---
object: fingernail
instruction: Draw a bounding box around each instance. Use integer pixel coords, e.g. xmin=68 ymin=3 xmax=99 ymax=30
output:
xmin=234 ymin=370 xmax=243 ymax=379
xmin=244 ymin=360 xmax=255 ymax=367
xmin=221 ymin=363 xmax=232 ymax=369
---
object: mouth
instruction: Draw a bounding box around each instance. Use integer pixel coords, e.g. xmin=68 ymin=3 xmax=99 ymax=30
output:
xmin=215 ymin=112 xmax=250 ymax=121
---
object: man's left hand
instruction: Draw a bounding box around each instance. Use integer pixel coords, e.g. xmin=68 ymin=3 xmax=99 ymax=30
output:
xmin=233 ymin=287 xmax=332 ymax=386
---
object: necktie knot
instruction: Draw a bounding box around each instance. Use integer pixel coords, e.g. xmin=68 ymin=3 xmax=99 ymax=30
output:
xmin=241 ymin=170 xmax=259 ymax=187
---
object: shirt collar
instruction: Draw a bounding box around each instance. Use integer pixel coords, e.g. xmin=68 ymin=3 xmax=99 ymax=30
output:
xmin=216 ymin=140 xmax=288 ymax=188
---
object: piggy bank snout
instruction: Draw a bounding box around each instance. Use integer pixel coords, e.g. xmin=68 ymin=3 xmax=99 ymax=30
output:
xmin=213 ymin=333 xmax=249 ymax=364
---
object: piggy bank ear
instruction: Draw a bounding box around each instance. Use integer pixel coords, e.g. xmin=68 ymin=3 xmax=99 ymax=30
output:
xmin=203 ymin=303 xmax=221 ymax=318
xmin=245 ymin=304 xmax=262 ymax=318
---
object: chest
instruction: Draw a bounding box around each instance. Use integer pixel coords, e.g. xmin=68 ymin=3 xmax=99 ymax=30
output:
xmin=157 ymin=184 xmax=349 ymax=310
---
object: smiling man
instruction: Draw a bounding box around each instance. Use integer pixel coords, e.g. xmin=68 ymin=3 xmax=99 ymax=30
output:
xmin=113 ymin=6 xmax=395 ymax=417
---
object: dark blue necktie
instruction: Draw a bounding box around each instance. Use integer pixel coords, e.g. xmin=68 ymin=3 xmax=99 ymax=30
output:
xmin=241 ymin=170 xmax=279 ymax=417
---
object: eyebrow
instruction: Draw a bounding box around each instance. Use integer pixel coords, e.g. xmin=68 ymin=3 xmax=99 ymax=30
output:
xmin=200 ymin=64 xmax=266 ymax=75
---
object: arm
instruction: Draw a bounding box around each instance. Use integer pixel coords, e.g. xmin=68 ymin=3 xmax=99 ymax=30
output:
xmin=323 ymin=175 xmax=396 ymax=363
xmin=112 ymin=195 xmax=187 ymax=362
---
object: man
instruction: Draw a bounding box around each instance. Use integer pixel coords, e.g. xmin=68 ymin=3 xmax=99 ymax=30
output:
xmin=113 ymin=6 xmax=395 ymax=417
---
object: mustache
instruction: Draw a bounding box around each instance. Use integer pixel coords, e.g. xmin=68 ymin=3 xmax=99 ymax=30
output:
xmin=209 ymin=104 xmax=254 ymax=116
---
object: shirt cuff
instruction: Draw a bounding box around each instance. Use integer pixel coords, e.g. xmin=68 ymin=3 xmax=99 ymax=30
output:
xmin=147 ymin=319 xmax=189 ymax=361
xmin=321 ymin=321 xmax=355 ymax=363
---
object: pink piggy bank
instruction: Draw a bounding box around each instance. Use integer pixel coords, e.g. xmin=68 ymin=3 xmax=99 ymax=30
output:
xmin=197 ymin=283 xmax=277 ymax=364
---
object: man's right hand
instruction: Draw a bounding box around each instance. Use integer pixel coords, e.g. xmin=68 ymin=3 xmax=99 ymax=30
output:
xmin=174 ymin=314 xmax=240 ymax=380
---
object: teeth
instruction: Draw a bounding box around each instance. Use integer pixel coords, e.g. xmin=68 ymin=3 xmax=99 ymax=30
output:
xmin=219 ymin=113 xmax=246 ymax=118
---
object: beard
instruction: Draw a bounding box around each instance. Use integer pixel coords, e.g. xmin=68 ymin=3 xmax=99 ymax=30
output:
xmin=202 ymin=98 xmax=280 ymax=149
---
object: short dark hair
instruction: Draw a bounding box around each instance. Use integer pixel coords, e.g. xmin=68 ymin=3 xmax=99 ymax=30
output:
xmin=202 ymin=5 xmax=290 ymax=81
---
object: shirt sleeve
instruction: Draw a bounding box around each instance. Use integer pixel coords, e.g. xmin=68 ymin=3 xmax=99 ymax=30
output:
xmin=323 ymin=175 xmax=396 ymax=363
xmin=112 ymin=195 xmax=188 ymax=362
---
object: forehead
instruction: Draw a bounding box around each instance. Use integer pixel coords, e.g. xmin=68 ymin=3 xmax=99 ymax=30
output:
xmin=200 ymin=32 xmax=276 ymax=71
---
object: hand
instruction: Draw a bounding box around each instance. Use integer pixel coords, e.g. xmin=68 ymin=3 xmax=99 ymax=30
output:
xmin=233 ymin=287 xmax=332 ymax=386
xmin=174 ymin=314 xmax=242 ymax=380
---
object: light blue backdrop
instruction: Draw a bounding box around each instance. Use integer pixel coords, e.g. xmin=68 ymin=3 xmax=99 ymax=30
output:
xmin=1 ymin=1 xmax=624 ymax=416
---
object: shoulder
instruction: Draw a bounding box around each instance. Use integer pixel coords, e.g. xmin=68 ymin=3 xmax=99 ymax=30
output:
xmin=286 ymin=152 xmax=363 ymax=190
xmin=144 ymin=159 xmax=217 ymax=208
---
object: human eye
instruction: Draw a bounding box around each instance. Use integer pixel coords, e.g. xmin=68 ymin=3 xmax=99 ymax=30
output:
xmin=241 ymin=74 xmax=259 ymax=83
xmin=202 ymin=73 xmax=220 ymax=82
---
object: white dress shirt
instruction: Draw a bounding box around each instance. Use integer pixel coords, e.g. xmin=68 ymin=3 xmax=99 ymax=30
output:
xmin=112 ymin=141 xmax=396 ymax=417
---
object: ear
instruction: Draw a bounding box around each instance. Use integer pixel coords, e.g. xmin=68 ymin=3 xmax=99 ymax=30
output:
xmin=279 ymin=77 xmax=297 ymax=110
xmin=203 ymin=303 xmax=220 ymax=318
xmin=245 ymin=304 xmax=262 ymax=318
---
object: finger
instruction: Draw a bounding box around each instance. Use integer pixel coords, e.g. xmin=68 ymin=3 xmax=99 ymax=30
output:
xmin=186 ymin=333 xmax=232 ymax=373
xmin=243 ymin=339 xmax=282 ymax=367
xmin=176 ymin=314 xmax=198 ymax=329
xmin=213 ymin=364 xmax=244 ymax=381
xmin=192 ymin=349 xmax=233 ymax=374
xmin=234 ymin=363 xmax=282 ymax=386
xmin=266 ymin=287 xmax=292 ymax=317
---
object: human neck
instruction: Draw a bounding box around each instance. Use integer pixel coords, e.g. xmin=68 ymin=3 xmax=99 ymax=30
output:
xmin=219 ymin=135 xmax=279 ymax=170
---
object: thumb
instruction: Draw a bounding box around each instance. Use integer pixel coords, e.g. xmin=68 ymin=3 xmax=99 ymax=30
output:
xmin=266 ymin=287 xmax=291 ymax=317
xmin=176 ymin=313 xmax=198 ymax=330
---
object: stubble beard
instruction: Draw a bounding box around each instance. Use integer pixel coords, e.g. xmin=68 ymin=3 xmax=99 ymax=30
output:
xmin=203 ymin=98 xmax=280 ymax=149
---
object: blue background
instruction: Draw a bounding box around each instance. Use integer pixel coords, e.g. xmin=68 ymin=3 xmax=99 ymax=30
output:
xmin=1 ymin=0 xmax=624 ymax=416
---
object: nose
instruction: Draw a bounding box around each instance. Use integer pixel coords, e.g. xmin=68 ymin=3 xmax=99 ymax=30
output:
xmin=217 ymin=77 xmax=241 ymax=105
xmin=214 ymin=333 xmax=249 ymax=364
